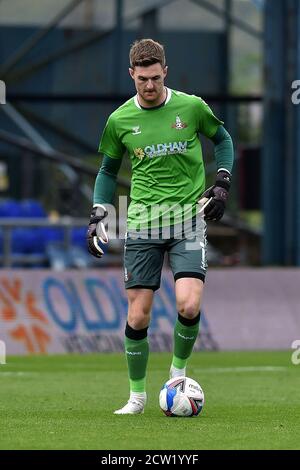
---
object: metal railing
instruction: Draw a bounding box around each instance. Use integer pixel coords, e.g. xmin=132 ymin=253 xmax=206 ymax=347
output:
xmin=0 ymin=217 xmax=122 ymax=268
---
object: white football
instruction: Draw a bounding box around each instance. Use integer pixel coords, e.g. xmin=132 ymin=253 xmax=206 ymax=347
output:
xmin=159 ymin=376 xmax=204 ymax=417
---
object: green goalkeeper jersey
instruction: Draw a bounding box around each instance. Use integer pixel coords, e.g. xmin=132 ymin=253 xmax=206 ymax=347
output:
xmin=98 ymin=88 xmax=223 ymax=229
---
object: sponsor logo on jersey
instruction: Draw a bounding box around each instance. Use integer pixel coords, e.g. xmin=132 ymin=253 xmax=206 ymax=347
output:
xmin=134 ymin=147 xmax=145 ymax=160
xmin=132 ymin=125 xmax=141 ymax=135
xmin=134 ymin=141 xmax=188 ymax=159
xmin=172 ymin=115 xmax=187 ymax=130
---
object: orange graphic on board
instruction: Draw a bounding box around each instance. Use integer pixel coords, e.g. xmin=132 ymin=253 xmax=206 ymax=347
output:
xmin=0 ymin=277 xmax=51 ymax=353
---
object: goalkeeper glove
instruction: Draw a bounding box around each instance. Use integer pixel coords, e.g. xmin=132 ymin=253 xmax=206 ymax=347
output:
xmin=199 ymin=170 xmax=231 ymax=221
xmin=87 ymin=204 xmax=109 ymax=257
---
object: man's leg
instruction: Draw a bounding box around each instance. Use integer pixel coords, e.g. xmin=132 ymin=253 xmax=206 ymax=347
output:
xmin=170 ymin=278 xmax=204 ymax=378
xmin=168 ymin=215 xmax=207 ymax=378
xmin=114 ymin=288 xmax=154 ymax=415
xmin=115 ymin=233 xmax=165 ymax=414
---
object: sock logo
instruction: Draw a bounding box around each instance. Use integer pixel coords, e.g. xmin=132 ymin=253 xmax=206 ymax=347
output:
xmin=126 ymin=350 xmax=141 ymax=356
xmin=177 ymin=332 xmax=195 ymax=341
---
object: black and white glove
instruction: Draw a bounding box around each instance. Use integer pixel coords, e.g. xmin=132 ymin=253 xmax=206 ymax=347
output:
xmin=198 ymin=170 xmax=231 ymax=221
xmin=87 ymin=204 xmax=109 ymax=258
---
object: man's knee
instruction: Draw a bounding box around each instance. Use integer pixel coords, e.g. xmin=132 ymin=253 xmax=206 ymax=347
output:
xmin=128 ymin=309 xmax=151 ymax=329
xmin=127 ymin=289 xmax=153 ymax=329
xmin=175 ymin=278 xmax=203 ymax=320
xmin=177 ymin=300 xmax=200 ymax=320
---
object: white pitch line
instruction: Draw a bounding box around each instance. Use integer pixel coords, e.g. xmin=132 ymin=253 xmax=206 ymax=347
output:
xmin=0 ymin=372 xmax=37 ymax=377
xmin=0 ymin=367 xmax=289 ymax=377
xmin=193 ymin=366 xmax=288 ymax=373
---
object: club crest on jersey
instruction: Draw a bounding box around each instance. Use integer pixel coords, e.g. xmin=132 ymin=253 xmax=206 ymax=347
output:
xmin=172 ymin=115 xmax=187 ymax=130
xmin=132 ymin=126 xmax=141 ymax=135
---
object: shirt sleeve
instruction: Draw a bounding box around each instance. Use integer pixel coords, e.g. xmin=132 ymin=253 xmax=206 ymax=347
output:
xmin=194 ymin=96 xmax=224 ymax=139
xmin=93 ymin=155 xmax=122 ymax=205
xmin=210 ymin=126 xmax=234 ymax=173
xmin=98 ymin=114 xmax=126 ymax=159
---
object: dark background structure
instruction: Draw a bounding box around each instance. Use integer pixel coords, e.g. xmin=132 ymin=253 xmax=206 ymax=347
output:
xmin=0 ymin=0 xmax=299 ymax=266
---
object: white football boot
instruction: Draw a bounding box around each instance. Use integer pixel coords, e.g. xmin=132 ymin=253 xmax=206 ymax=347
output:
xmin=169 ymin=365 xmax=186 ymax=379
xmin=114 ymin=392 xmax=147 ymax=415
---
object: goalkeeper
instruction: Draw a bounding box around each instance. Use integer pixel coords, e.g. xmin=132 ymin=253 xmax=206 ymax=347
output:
xmin=87 ymin=39 xmax=234 ymax=414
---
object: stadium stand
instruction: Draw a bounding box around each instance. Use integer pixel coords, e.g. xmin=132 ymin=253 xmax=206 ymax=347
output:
xmin=0 ymin=199 xmax=92 ymax=268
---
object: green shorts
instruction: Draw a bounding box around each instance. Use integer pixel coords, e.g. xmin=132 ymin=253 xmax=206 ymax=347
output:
xmin=124 ymin=216 xmax=207 ymax=291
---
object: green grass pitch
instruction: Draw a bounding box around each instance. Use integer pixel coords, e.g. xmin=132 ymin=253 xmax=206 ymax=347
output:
xmin=0 ymin=351 xmax=299 ymax=450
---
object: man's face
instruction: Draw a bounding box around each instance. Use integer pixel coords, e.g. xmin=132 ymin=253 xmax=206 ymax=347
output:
xmin=129 ymin=63 xmax=168 ymax=107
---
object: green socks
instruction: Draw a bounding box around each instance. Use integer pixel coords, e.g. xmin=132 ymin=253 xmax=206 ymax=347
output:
xmin=124 ymin=314 xmax=200 ymax=393
xmin=172 ymin=313 xmax=200 ymax=369
xmin=125 ymin=324 xmax=149 ymax=393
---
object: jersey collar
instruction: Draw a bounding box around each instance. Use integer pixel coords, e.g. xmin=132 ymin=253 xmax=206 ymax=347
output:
xmin=134 ymin=87 xmax=172 ymax=110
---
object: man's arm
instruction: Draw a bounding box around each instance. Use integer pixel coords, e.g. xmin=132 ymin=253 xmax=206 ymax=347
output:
xmin=87 ymin=155 xmax=122 ymax=258
xmin=200 ymin=126 xmax=234 ymax=221
xmin=211 ymin=126 xmax=234 ymax=174
xmin=93 ymin=155 xmax=123 ymax=205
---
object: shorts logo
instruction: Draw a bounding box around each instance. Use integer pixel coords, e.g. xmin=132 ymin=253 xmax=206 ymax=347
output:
xmin=124 ymin=268 xmax=132 ymax=282
xmin=172 ymin=115 xmax=187 ymax=130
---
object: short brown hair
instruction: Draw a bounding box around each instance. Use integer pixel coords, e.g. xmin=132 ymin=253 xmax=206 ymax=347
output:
xmin=129 ymin=39 xmax=166 ymax=68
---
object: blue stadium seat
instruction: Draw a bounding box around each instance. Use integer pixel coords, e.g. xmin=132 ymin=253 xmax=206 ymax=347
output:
xmin=0 ymin=199 xmax=47 ymax=219
xmin=11 ymin=229 xmax=30 ymax=254
xmin=71 ymin=227 xmax=87 ymax=250
xmin=26 ymin=228 xmax=45 ymax=254
xmin=10 ymin=227 xmax=65 ymax=256
xmin=20 ymin=200 xmax=46 ymax=218
xmin=0 ymin=200 xmax=23 ymax=217
xmin=11 ymin=228 xmax=43 ymax=254
xmin=39 ymin=227 xmax=64 ymax=251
